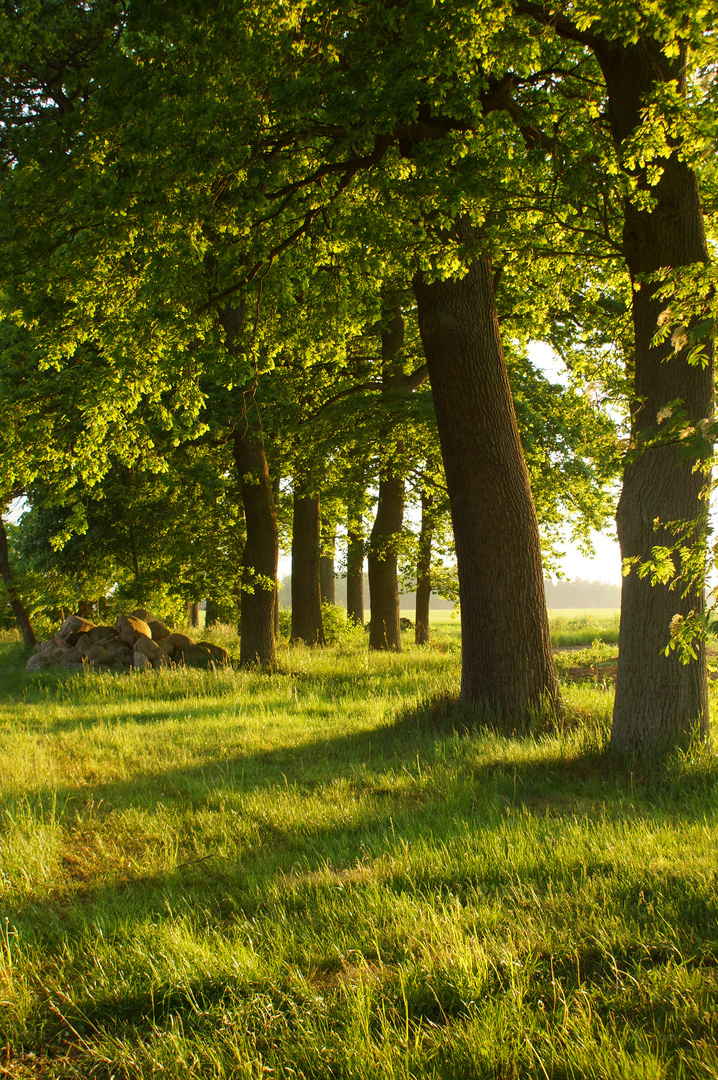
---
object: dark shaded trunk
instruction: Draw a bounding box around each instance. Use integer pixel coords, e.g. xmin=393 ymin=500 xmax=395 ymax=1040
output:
xmin=205 ymin=598 xmax=221 ymax=628
xmin=594 ymin=42 xmax=713 ymax=754
xmin=187 ymin=601 xmax=200 ymax=628
xmin=0 ymin=516 xmax=36 ymax=647
xmin=368 ymin=307 xmax=405 ymax=652
xmin=291 ymin=488 xmax=325 ymax=645
xmin=129 ymin=522 xmax=141 ymax=581
xmin=77 ymin=599 xmax=95 ymax=621
xmin=346 ymin=507 xmax=365 ymax=626
xmin=415 ymin=490 xmax=433 ymax=645
xmin=368 ymin=473 xmax=404 ymax=650
xmin=272 ymin=475 xmax=281 ymax=638
xmin=413 ymin=240 xmax=558 ymax=715
xmin=233 ymin=426 xmax=278 ymax=667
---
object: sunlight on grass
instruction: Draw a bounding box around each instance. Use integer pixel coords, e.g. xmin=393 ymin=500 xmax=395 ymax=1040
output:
xmin=1 ymin=627 xmax=717 ymax=1078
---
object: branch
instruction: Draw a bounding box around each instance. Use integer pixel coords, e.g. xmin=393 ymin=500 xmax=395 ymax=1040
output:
xmin=404 ymin=364 xmax=429 ymax=392
xmin=513 ymin=1 xmax=607 ymax=51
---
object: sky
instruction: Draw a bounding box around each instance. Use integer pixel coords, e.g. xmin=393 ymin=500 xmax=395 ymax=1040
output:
xmin=528 ymin=340 xmax=622 ymax=586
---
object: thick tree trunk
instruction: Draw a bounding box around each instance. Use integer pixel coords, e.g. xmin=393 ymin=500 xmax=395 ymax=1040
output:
xmin=413 ymin=243 xmax=558 ymax=716
xmin=595 ymin=42 xmax=713 ymax=753
xmin=233 ymin=426 xmax=278 ymax=667
xmin=346 ymin=507 xmax=365 ymax=626
xmin=187 ymin=601 xmax=200 ymax=628
xmin=291 ymin=488 xmax=325 ymax=645
xmin=415 ymin=490 xmax=433 ymax=645
xmin=0 ymin=516 xmax=36 ymax=647
xmin=368 ymin=308 xmax=406 ymax=652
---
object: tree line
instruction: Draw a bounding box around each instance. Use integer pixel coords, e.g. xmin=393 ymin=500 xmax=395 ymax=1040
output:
xmin=0 ymin=0 xmax=715 ymax=756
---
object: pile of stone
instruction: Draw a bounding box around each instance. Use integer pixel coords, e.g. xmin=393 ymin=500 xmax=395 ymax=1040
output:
xmin=26 ymin=610 xmax=229 ymax=673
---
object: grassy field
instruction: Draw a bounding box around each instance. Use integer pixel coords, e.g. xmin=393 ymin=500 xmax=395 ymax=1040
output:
xmin=401 ymin=608 xmax=620 ymax=649
xmin=1 ymin=618 xmax=717 ymax=1079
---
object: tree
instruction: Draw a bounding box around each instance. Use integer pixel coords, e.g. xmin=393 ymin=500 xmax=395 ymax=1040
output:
xmin=0 ymin=0 xmax=628 ymax=718
xmin=514 ymin=1 xmax=715 ymax=751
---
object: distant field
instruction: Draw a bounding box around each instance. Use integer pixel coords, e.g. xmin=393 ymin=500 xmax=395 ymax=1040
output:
xmin=395 ymin=607 xmax=620 ymax=646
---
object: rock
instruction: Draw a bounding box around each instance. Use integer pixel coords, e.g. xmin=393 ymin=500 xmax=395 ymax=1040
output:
xmin=53 ymin=635 xmax=72 ymax=650
xmin=400 ymin=617 xmax=414 ymax=630
xmin=85 ymin=645 xmax=110 ymax=664
xmin=115 ymin=614 xmax=152 ymax=645
xmin=152 ymin=651 xmax=171 ymax=669
xmin=85 ymin=625 xmax=118 ymax=644
xmin=59 ymin=647 xmax=84 ymax=666
xmin=128 ymin=608 xmax=155 ymax=623
xmin=105 ymin=640 xmax=132 ymax=664
xmin=148 ymin=619 xmax=171 ymax=641
xmin=158 ymin=639 xmax=175 ymax=657
xmin=134 ymin=635 xmax=161 ymax=660
xmin=133 ymin=649 xmax=153 ymax=671
xmin=56 ymin=614 xmax=96 ymax=645
xmin=198 ymin=642 xmax=229 ymax=663
xmin=165 ymin=632 xmax=193 ymax=652
xmin=26 ymin=652 xmax=50 ymax=672
xmin=60 ymin=650 xmax=85 ymax=668
xmin=180 ymin=647 xmax=215 ymax=668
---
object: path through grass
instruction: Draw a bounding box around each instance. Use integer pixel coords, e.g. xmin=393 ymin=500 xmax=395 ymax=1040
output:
xmin=1 ymin=622 xmax=717 ymax=1078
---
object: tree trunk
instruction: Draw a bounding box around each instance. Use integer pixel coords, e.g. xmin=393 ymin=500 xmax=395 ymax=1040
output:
xmin=413 ymin=240 xmax=558 ymax=716
xmin=77 ymin=599 xmax=95 ymax=621
xmin=346 ymin=507 xmax=365 ymax=626
xmin=272 ymin=475 xmax=281 ymax=638
xmin=368 ymin=307 xmax=406 ymax=652
xmin=595 ymin=42 xmax=713 ymax=754
xmin=368 ymin=473 xmax=404 ymax=651
xmin=187 ymin=601 xmax=200 ymax=628
xmin=233 ymin=426 xmax=278 ymax=667
xmin=205 ymin=598 xmax=221 ymax=628
xmin=415 ymin=490 xmax=433 ymax=645
xmin=291 ymin=487 xmax=325 ymax=645
xmin=0 ymin=516 xmax=36 ymax=647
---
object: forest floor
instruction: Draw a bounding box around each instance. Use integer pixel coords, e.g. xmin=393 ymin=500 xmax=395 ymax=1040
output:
xmin=1 ymin=614 xmax=717 ymax=1079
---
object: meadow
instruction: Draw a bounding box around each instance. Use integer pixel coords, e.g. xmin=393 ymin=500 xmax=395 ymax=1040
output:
xmin=1 ymin=612 xmax=717 ymax=1079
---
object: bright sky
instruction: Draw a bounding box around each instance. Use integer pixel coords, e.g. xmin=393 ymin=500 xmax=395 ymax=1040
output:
xmin=528 ymin=341 xmax=622 ymax=586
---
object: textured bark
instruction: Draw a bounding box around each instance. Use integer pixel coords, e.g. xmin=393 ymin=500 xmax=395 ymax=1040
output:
xmin=346 ymin=505 xmax=365 ymax=626
xmin=594 ymin=41 xmax=713 ymax=753
xmin=291 ymin=488 xmax=325 ymax=645
xmin=233 ymin=426 xmax=278 ymax=667
xmin=0 ymin=516 xmax=36 ymax=647
xmin=187 ymin=601 xmax=200 ymax=628
xmin=415 ymin=490 xmax=433 ymax=645
xmin=413 ymin=244 xmax=558 ymax=715
xmin=368 ymin=308 xmax=406 ymax=652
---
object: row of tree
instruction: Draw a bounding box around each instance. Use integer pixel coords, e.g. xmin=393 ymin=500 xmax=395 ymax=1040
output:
xmin=1 ymin=0 xmax=716 ymax=755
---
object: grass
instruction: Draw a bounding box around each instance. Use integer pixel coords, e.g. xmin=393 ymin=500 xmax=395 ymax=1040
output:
xmin=1 ymin=620 xmax=717 ymax=1078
